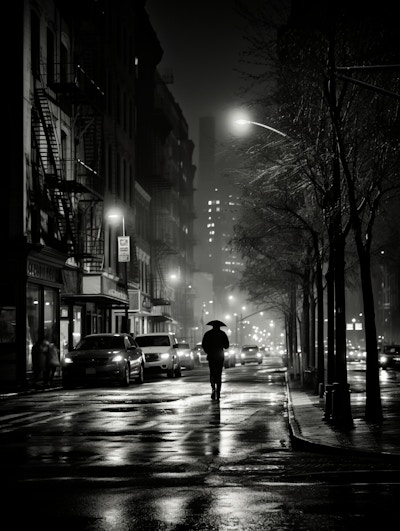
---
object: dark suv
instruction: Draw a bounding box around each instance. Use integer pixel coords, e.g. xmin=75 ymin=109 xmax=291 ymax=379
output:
xmin=379 ymin=344 xmax=400 ymax=370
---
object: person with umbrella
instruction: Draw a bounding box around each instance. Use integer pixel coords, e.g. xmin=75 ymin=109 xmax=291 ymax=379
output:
xmin=202 ymin=320 xmax=229 ymax=401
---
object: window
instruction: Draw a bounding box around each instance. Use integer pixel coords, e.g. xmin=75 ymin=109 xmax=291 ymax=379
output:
xmin=136 ymin=335 xmax=171 ymax=347
xmin=43 ymin=289 xmax=57 ymax=342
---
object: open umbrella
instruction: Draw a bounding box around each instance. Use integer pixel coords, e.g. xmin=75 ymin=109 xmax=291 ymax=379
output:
xmin=206 ymin=320 xmax=227 ymax=327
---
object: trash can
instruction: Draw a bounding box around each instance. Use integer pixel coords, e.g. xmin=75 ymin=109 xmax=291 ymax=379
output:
xmin=331 ymin=382 xmax=353 ymax=427
xmin=323 ymin=383 xmax=333 ymax=422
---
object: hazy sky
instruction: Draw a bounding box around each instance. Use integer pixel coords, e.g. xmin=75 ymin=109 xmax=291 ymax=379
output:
xmin=145 ymin=0 xmax=262 ymax=165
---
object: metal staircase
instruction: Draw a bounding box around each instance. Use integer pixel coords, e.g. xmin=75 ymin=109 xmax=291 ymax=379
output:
xmin=32 ymin=87 xmax=77 ymax=256
xmin=32 ymin=84 xmax=105 ymax=271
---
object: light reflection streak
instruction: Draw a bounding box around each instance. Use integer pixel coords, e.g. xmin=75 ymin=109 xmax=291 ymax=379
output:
xmin=157 ymin=495 xmax=186 ymax=525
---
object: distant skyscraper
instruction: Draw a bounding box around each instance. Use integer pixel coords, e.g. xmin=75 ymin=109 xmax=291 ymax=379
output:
xmin=194 ymin=116 xmax=217 ymax=273
xmin=194 ymin=116 xmax=244 ymax=318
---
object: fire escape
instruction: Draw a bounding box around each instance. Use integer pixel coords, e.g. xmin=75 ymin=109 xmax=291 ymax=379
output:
xmin=31 ymin=60 xmax=105 ymax=272
xmin=150 ymin=195 xmax=178 ymax=313
xmin=146 ymin=103 xmax=178 ymax=313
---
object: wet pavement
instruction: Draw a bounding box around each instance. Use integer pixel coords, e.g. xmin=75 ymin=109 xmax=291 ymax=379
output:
xmin=1 ymin=366 xmax=399 ymax=460
xmin=1 ymin=366 xmax=399 ymax=531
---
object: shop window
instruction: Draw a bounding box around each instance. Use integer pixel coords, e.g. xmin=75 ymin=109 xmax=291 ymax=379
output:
xmin=44 ymin=289 xmax=57 ymax=342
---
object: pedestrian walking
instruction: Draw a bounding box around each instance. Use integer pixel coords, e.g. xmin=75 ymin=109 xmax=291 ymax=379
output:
xmin=43 ymin=340 xmax=60 ymax=387
xmin=202 ymin=320 xmax=229 ymax=401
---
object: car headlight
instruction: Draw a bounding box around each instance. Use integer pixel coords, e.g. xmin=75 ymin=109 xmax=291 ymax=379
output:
xmin=161 ymin=352 xmax=170 ymax=359
xmin=256 ymin=353 xmax=262 ymax=358
xmin=112 ymin=354 xmax=124 ymax=362
xmin=241 ymin=353 xmax=245 ymax=358
xmin=380 ymin=356 xmax=387 ymax=363
xmin=63 ymin=356 xmax=74 ymax=364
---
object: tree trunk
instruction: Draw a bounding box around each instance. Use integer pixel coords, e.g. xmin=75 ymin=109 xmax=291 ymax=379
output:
xmin=325 ymin=258 xmax=335 ymax=385
xmin=316 ymin=257 xmax=325 ymax=396
xmin=360 ymin=251 xmax=383 ymax=423
xmin=302 ymin=267 xmax=310 ymax=372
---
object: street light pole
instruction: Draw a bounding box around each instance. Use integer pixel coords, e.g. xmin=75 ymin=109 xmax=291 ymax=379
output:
xmin=108 ymin=211 xmax=130 ymax=333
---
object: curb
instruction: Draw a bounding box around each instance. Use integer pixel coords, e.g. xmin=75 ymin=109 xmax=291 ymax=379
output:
xmin=285 ymin=373 xmax=400 ymax=460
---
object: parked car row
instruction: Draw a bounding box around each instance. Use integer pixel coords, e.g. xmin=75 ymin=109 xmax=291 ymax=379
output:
xmin=61 ymin=333 xmax=279 ymax=389
xmin=62 ymin=332 xmax=206 ymax=389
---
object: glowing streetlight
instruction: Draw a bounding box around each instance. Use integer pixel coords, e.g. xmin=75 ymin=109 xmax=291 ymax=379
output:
xmin=234 ymin=119 xmax=288 ymax=138
xmin=108 ymin=210 xmax=126 ymax=236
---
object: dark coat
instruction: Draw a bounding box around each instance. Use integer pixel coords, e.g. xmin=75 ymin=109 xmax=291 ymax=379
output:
xmin=202 ymin=328 xmax=229 ymax=362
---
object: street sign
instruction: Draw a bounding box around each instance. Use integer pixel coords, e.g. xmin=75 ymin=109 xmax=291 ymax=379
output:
xmin=118 ymin=236 xmax=130 ymax=262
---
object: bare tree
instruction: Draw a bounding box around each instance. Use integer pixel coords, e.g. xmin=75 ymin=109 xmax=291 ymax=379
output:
xmin=232 ymin=0 xmax=399 ymax=423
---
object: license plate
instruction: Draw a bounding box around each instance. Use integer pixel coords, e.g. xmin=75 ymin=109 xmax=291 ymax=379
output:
xmin=85 ymin=367 xmax=96 ymax=375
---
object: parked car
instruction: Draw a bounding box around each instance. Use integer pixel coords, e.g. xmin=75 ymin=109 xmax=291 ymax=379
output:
xmin=224 ymin=343 xmax=239 ymax=368
xmin=194 ymin=343 xmax=208 ymax=364
xmin=379 ymin=344 xmax=400 ymax=370
xmin=191 ymin=345 xmax=202 ymax=366
xmin=135 ymin=332 xmax=182 ymax=378
xmin=61 ymin=333 xmax=145 ymax=388
xmin=240 ymin=344 xmax=262 ymax=365
xmin=175 ymin=341 xmax=196 ymax=370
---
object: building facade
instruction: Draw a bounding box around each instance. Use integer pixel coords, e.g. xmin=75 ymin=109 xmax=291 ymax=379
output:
xmin=1 ymin=0 xmax=195 ymax=390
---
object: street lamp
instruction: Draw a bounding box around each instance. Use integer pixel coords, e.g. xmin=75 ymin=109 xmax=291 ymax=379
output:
xmin=108 ymin=212 xmax=126 ymax=237
xmin=107 ymin=209 xmax=130 ymax=333
xmin=234 ymin=119 xmax=289 ymax=138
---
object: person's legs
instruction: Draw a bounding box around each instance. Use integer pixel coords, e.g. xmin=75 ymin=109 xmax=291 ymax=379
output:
xmin=215 ymin=362 xmax=223 ymax=401
xmin=208 ymin=361 xmax=216 ymax=399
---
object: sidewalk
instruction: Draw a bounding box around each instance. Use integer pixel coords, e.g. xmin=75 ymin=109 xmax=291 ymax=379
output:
xmin=286 ymin=374 xmax=400 ymax=459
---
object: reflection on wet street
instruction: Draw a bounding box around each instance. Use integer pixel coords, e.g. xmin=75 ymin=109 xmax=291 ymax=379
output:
xmin=2 ymin=362 xmax=399 ymax=530
xmin=1 ymin=364 xmax=290 ymax=476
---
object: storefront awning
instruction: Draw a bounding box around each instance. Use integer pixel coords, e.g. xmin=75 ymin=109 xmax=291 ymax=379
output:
xmin=62 ymin=293 xmax=128 ymax=307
